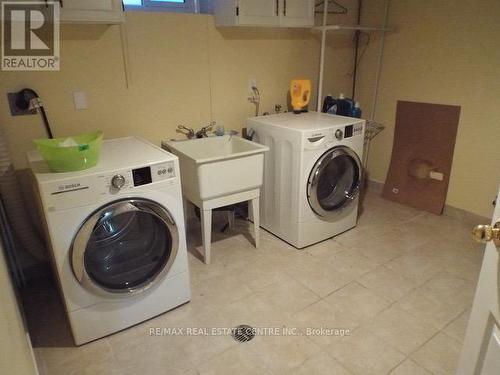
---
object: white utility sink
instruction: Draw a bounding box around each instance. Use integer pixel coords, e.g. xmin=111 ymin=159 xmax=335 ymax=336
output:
xmin=163 ymin=135 xmax=268 ymax=201
xmin=162 ymin=135 xmax=269 ymax=264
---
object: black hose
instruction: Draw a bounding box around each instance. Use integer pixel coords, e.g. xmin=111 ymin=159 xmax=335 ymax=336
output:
xmin=39 ymin=106 xmax=53 ymax=139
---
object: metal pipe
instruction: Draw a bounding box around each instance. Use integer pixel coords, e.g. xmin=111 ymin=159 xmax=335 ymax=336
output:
xmin=316 ymin=0 xmax=329 ymax=112
xmin=370 ymin=0 xmax=390 ymax=120
xmin=351 ymin=0 xmax=363 ymax=101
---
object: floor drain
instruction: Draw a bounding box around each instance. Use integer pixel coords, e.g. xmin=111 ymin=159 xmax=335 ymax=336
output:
xmin=232 ymin=325 xmax=255 ymax=343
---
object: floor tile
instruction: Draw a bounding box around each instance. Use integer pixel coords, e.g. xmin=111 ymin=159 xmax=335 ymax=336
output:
xmin=289 ymin=351 xmax=352 ymax=375
xmin=368 ymin=305 xmax=441 ymax=355
xmin=196 ymin=346 xmax=272 ymax=375
xmin=212 ymin=291 xmax=293 ymax=328
xmin=38 ymin=340 xmax=115 ymax=375
xmin=419 ymin=273 xmax=476 ymax=311
xmin=305 ymin=239 xmax=349 ymax=258
xmin=385 ymin=251 xmax=442 ymax=284
xmin=190 ymin=273 xmax=254 ymax=309
xmin=350 ymin=230 xmax=411 ymax=264
xmin=357 ymin=266 xmax=421 ymax=302
xmin=326 ymin=328 xmax=405 ymax=375
xmin=232 ymin=255 xmax=295 ymax=292
xmin=324 ymin=282 xmax=392 ymax=323
xmin=443 ymin=308 xmax=471 ymax=343
xmin=109 ymin=328 xmax=193 ymax=374
xmin=291 ymin=300 xmax=361 ymax=347
xmin=250 ymin=273 xmax=320 ymax=315
xmin=412 ymin=333 xmax=463 ymax=375
xmin=246 ymin=333 xmax=323 ymax=375
xmin=390 ymin=359 xmax=433 ymax=374
xmin=285 ymin=255 xmax=355 ymax=297
xmin=393 ymin=288 xmax=465 ymax=329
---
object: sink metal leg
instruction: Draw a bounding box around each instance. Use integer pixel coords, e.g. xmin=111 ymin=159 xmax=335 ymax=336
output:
xmin=250 ymin=198 xmax=260 ymax=248
xmin=200 ymin=209 xmax=212 ymax=264
xmin=182 ymin=197 xmax=190 ymax=228
xmin=227 ymin=210 xmax=235 ymax=230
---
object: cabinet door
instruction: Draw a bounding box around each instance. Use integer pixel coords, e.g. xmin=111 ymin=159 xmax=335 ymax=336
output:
xmin=60 ymin=0 xmax=114 ymax=11
xmin=238 ymin=0 xmax=279 ymax=26
xmin=279 ymin=0 xmax=314 ymax=27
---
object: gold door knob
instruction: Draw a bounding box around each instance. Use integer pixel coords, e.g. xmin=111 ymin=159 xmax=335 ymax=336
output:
xmin=472 ymin=222 xmax=500 ymax=244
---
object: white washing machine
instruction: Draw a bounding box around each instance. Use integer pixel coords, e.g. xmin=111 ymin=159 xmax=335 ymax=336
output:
xmin=28 ymin=137 xmax=190 ymax=345
xmin=247 ymin=112 xmax=365 ymax=248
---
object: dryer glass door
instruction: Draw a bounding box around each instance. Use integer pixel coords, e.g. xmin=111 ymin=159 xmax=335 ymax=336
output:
xmin=71 ymin=199 xmax=179 ymax=295
xmin=307 ymin=146 xmax=362 ymax=218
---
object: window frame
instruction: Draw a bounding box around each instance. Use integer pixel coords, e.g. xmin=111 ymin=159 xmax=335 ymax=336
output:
xmin=123 ymin=0 xmax=198 ymax=13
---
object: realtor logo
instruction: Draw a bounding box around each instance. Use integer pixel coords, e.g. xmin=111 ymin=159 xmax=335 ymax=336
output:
xmin=1 ymin=1 xmax=60 ymax=71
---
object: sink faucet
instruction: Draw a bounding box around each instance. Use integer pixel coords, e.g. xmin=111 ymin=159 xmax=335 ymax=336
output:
xmin=195 ymin=122 xmax=214 ymax=138
xmin=177 ymin=125 xmax=195 ymax=139
xmin=177 ymin=122 xmax=215 ymax=139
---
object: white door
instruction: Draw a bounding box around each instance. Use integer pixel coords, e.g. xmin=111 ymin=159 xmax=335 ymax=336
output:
xmin=237 ymin=0 xmax=279 ymax=26
xmin=279 ymin=0 xmax=314 ymax=27
xmin=59 ymin=0 xmax=114 ymax=11
xmin=457 ymin=187 xmax=500 ymax=374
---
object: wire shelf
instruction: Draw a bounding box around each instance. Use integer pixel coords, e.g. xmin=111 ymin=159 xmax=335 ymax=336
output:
xmin=365 ymin=120 xmax=385 ymax=143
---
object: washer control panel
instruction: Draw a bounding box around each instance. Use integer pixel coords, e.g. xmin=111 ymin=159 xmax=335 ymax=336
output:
xmin=106 ymin=161 xmax=176 ymax=191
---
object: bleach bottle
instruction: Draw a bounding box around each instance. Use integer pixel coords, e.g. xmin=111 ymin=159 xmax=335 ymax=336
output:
xmin=351 ymin=102 xmax=362 ymax=118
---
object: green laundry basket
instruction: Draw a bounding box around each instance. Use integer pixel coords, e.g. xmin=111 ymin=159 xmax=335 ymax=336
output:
xmin=34 ymin=131 xmax=103 ymax=172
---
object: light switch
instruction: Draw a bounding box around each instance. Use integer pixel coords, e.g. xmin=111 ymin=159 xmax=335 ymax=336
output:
xmin=73 ymin=91 xmax=87 ymax=110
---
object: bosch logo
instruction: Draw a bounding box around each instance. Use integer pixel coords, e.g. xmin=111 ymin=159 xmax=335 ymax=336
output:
xmin=59 ymin=183 xmax=80 ymax=190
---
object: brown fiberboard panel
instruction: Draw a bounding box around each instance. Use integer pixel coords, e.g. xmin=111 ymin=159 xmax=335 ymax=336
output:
xmin=382 ymin=101 xmax=461 ymax=214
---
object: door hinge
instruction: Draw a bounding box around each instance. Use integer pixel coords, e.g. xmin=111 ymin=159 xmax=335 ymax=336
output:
xmin=236 ymin=6 xmax=239 ymax=16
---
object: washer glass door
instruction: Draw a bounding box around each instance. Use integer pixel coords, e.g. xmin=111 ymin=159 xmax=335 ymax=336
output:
xmin=307 ymin=146 xmax=362 ymax=218
xmin=71 ymin=199 xmax=179 ymax=295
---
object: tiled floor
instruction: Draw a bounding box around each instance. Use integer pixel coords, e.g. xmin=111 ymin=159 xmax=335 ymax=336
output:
xmin=26 ymin=191 xmax=485 ymax=375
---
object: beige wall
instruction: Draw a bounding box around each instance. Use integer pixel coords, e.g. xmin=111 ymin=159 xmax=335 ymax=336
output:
xmin=0 ymin=245 xmax=38 ymax=375
xmin=0 ymin=12 xmax=304 ymax=168
xmin=358 ymin=0 xmax=500 ymax=218
xmin=3 ymin=3 xmax=495 ymax=218
xmin=0 ymin=11 xmax=356 ymax=170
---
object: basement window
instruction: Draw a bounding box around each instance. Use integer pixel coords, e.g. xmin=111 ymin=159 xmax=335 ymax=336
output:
xmin=123 ymin=0 xmax=198 ymax=13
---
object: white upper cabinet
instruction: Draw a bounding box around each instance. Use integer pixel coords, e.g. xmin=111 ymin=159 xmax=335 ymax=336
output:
xmin=238 ymin=0 xmax=278 ymax=26
xmin=58 ymin=0 xmax=124 ymax=24
xmin=279 ymin=0 xmax=315 ymax=27
xmin=213 ymin=0 xmax=314 ymax=28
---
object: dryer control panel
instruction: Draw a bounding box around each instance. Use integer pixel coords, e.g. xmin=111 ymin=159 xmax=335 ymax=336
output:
xmin=40 ymin=161 xmax=178 ymax=212
xmin=303 ymin=121 xmax=364 ymax=151
xmin=343 ymin=123 xmax=363 ymax=138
